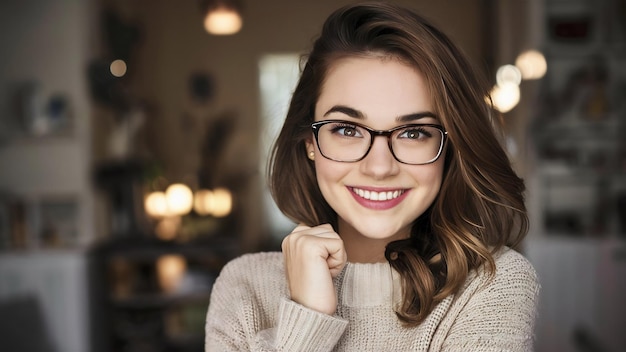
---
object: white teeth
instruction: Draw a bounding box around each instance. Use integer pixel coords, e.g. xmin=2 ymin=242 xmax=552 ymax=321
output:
xmin=352 ymin=188 xmax=404 ymax=201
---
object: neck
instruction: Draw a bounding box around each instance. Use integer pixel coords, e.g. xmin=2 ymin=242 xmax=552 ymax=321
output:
xmin=346 ymin=239 xmax=388 ymax=263
xmin=338 ymin=222 xmax=395 ymax=263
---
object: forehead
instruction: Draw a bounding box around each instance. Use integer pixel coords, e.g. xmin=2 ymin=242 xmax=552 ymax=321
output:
xmin=316 ymin=56 xmax=433 ymax=123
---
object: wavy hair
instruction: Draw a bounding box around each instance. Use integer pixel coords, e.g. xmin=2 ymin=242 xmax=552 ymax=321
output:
xmin=268 ymin=1 xmax=528 ymax=326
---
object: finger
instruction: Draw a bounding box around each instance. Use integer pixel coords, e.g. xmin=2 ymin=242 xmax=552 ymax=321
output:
xmin=325 ymin=241 xmax=347 ymax=276
xmin=283 ymin=225 xmax=338 ymax=252
xmin=290 ymin=223 xmax=334 ymax=236
xmin=284 ymin=224 xmax=342 ymax=257
xmin=293 ymin=235 xmax=346 ymax=276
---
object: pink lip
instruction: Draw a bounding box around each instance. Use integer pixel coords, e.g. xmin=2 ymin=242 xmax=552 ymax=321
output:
xmin=347 ymin=186 xmax=410 ymax=210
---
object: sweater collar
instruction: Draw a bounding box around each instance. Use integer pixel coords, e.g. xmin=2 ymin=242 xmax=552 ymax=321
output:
xmin=335 ymin=261 xmax=402 ymax=308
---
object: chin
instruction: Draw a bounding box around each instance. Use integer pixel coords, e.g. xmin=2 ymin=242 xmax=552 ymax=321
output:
xmin=352 ymin=221 xmax=411 ymax=241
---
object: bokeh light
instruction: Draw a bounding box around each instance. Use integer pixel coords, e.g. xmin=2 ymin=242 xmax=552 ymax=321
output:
xmin=496 ymin=64 xmax=522 ymax=86
xmin=165 ymin=183 xmax=194 ymax=215
xmin=489 ymin=83 xmax=520 ymax=113
xmin=194 ymin=189 xmax=215 ymax=216
xmin=211 ymin=188 xmax=233 ymax=217
xmin=515 ymin=50 xmax=547 ymax=80
xmin=204 ymin=7 xmax=242 ymax=35
xmin=145 ymin=191 xmax=168 ymax=218
xmin=110 ymin=59 xmax=127 ymax=77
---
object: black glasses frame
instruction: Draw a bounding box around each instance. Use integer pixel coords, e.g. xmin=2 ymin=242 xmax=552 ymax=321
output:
xmin=311 ymin=119 xmax=448 ymax=165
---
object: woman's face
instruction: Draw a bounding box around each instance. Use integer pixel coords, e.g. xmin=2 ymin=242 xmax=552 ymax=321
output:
xmin=306 ymin=56 xmax=445 ymax=244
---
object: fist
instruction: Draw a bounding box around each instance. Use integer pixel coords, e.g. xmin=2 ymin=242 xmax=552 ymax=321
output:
xmin=281 ymin=224 xmax=347 ymax=315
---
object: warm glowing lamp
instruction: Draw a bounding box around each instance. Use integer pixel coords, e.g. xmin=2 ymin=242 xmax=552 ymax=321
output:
xmin=496 ymin=65 xmax=522 ymax=86
xmin=515 ymin=50 xmax=547 ymax=80
xmin=194 ymin=189 xmax=215 ymax=216
xmin=145 ymin=191 xmax=168 ymax=218
xmin=204 ymin=3 xmax=242 ymax=35
xmin=211 ymin=187 xmax=233 ymax=217
xmin=165 ymin=183 xmax=194 ymax=215
xmin=489 ymin=83 xmax=521 ymax=113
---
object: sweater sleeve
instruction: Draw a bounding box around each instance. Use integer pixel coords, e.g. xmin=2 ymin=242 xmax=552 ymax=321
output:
xmin=273 ymin=298 xmax=348 ymax=351
xmin=440 ymin=250 xmax=541 ymax=352
xmin=205 ymin=253 xmax=348 ymax=352
xmin=204 ymin=255 xmax=269 ymax=351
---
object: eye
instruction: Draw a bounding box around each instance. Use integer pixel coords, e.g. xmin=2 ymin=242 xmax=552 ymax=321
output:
xmin=329 ymin=123 xmax=363 ymax=138
xmin=398 ymin=126 xmax=432 ymax=140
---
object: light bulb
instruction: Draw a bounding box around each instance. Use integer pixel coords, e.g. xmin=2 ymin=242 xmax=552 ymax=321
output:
xmin=211 ymin=187 xmax=233 ymax=217
xmin=515 ymin=50 xmax=547 ymax=80
xmin=204 ymin=6 xmax=242 ymax=35
xmin=145 ymin=191 xmax=168 ymax=217
xmin=489 ymin=83 xmax=520 ymax=113
xmin=194 ymin=189 xmax=215 ymax=216
xmin=496 ymin=65 xmax=522 ymax=86
xmin=165 ymin=183 xmax=193 ymax=215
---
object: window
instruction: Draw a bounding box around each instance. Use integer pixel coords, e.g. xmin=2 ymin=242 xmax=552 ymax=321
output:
xmin=258 ymin=54 xmax=301 ymax=238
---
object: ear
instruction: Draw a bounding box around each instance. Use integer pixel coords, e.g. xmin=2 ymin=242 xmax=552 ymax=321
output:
xmin=305 ymin=138 xmax=314 ymax=154
xmin=305 ymin=139 xmax=316 ymax=161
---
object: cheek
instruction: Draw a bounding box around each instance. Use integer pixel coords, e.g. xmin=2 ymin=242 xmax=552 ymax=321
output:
xmin=315 ymin=158 xmax=347 ymax=185
xmin=410 ymin=161 xmax=445 ymax=193
xmin=314 ymin=158 xmax=353 ymax=201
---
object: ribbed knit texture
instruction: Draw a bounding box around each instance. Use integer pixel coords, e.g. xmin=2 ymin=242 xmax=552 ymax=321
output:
xmin=205 ymin=247 xmax=539 ymax=351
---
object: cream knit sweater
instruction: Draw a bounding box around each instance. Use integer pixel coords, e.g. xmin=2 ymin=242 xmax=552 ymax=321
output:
xmin=205 ymin=247 xmax=539 ymax=351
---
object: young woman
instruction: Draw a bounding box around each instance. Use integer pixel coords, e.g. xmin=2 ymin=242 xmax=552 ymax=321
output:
xmin=205 ymin=2 xmax=539 ymax=351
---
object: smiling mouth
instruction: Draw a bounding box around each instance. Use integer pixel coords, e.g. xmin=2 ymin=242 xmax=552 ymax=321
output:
xmin=350 ymin=187 xmax=406 ymax=201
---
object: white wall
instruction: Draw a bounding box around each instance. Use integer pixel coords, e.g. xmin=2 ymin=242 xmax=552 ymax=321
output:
xmin=0 ymin=252 xmax=90 ymax=352
xmin=0 ymin=1 xmax=96 ymax=351
xmin=0 ymin=0 xmax=96 ymax=246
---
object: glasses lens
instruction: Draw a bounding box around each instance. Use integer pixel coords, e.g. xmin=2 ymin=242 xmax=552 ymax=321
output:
xmin=316 ymin=122 xmax=371 ymax=162
xmin=391 ymin=125 xmax=443 ymax=164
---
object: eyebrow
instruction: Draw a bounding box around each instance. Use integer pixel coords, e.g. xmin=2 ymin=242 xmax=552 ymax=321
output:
xmin=323 ymin=105 xmax=437 ymax=123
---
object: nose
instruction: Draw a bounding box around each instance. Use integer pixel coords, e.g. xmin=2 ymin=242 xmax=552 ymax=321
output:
xmin=359 ymin=135 xmax=400 ymax=179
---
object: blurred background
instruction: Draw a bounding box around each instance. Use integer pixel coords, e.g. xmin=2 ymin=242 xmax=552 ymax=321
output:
xmin=0 ymin=0 xmax=624 ymax=351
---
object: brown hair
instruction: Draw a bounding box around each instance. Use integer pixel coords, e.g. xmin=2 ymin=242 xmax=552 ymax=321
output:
xmin=268 ymin=1 xmax=528 ymax=326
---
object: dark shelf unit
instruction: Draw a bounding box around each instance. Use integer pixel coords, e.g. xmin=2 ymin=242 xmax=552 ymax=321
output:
xmin=89 ymin=237 xmax=239 ymax=352
xmin=533 ymin=0 xmax=626 ymax=238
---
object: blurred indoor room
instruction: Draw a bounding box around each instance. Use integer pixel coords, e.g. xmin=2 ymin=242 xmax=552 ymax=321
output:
xmin=0 ymin=0 xmax=624 ymax=351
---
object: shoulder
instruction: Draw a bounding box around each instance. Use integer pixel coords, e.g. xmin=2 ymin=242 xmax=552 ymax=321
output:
xmin=454 ymin=247 xmax=540 ymax=324
xmin=438 ymin=248 xmax=540 ymax=350
xmin=206 ymin=252 xmax=286 ymax=347
xmin=466 ymin=246 xmax=540 ymax=303
xmin=210 ymin=251 xmax=286 ymax=305
xmin=215 ymin=251 xmax=285 ymax=290
xmin=492 ymin=247 xmax=539 ymax=288
xmin=219 ymin=251 xmax=284 ymax=279
xmin=221 ymin=251 xmax=283 ymax=270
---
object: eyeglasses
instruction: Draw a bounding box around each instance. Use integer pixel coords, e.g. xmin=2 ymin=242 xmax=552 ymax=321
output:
xmin=311 ymin=120 xmax=447 ymax=165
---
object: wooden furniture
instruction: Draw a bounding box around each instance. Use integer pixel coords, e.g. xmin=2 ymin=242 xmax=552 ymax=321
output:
xmin=89 ymin=237 xmax=238 ymax=352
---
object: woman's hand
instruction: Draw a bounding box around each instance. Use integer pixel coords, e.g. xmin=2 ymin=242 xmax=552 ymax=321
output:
xmin=281 ymin=223 xmax=347 ymax=315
